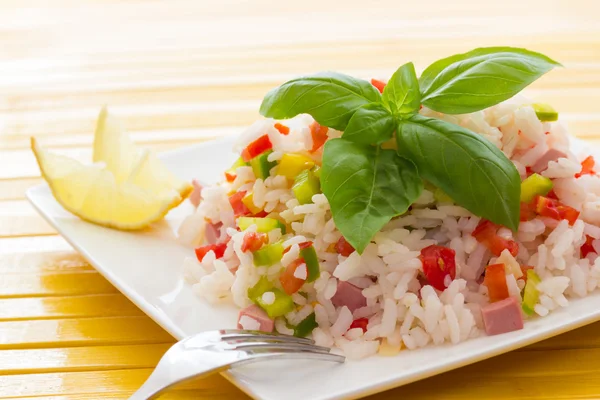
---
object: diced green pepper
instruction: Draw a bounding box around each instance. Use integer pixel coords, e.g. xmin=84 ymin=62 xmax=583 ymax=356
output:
xmin=292 ymin=169 xmax=320 ymax=205
xmin=226 ymin=157 xmax=248 ymax=175
xmin=277 ymin=153 xmax=315 ymax=180
xmin=237 ymin=217 xmax=286 ymax=234
xmin=434 ymin=187 xmax=453 ymax=203
xmin=253 ymin=241 xmax=284 ymax=266
xmin=522 ymin=269 xmax=541 ymax=316
xmin=255 ymin=288 xmax=294 ymax=318
xmin=311 ymin=165 xmax=321 ymax=179
xmin=299 ymin=244 xmax=320 ymax=282
xmin=520 ymin=173 xmax=553 ymax=203
xmin=247 ymin=276 xmax=272 ymax=300
xmin=293 ymin=312 xmax=318 ymax=337
xmin=250 ymin=150 xmax=277 ymax=180
xmin=532 ymin=103 xmax=559 ymax=122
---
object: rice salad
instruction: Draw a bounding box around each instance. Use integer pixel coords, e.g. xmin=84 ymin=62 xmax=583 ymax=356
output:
xmin=178 ymin=48 xmax=600 ymax=359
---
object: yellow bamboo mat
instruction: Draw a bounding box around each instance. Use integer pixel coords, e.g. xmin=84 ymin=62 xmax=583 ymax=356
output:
xmin=1 ymin=0 xmax=600 ymax=398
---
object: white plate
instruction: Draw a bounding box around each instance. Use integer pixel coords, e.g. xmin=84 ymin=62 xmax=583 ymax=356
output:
xmin=27 ymin=136 xmax=600 ymax=400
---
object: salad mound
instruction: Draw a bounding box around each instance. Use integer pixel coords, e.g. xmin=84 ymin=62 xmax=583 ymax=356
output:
xmin=179 ymin=47 xmax=600 ymax=359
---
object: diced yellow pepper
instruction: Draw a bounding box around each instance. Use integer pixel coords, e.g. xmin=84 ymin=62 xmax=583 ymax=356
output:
xmin=242 ymin=191 xmax=262 ymax=214
xmin=277 ymin=153 xmax=315 ymax=181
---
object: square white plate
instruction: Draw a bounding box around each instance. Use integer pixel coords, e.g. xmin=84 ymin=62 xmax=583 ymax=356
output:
xmin=27 ymin=136 xmax=600 ymax=400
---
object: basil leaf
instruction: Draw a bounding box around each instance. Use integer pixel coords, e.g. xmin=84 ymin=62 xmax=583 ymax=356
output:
xmin=396 ymin=114 xmax=520 ymax=230
xmin=342 ymin=103 xmax=395 ymax=145
xmin=420 ymin=47 xmax=561 ymax=114
xmin=382 ymin=62 xmax=421 ymax=116
xmin=259 ymin=72 xmax=381 ymax=131
xmin=321 ymin=139 xmax=423 ymax=253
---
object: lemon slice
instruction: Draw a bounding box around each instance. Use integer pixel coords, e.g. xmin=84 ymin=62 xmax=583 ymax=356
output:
xmin=31 ymin=108 xmax=192 ymax=230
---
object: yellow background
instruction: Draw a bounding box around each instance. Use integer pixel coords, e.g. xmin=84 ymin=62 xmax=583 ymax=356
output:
xmin=1 ymin=0 xmax=599 ymax=398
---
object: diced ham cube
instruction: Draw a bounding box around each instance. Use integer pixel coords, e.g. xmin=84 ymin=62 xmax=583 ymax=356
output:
xmin=481 ymin=296 xmax=524 ymax=336
xmin=190 ymin=179 xmax=203 ymax=207
xmin=331 ymin=281 xmax=367 ymax=312
xmin=204 ymin=222 xmax=222 ymax=245
xmin=531 ymin=149 xmax=568 ymax=174
xmin=237 ymin=304 xmax=274 ymax=332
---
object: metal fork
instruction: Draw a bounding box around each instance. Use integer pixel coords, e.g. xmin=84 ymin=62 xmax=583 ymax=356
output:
xmin=129 ymin=329 xmax=345 ymax=399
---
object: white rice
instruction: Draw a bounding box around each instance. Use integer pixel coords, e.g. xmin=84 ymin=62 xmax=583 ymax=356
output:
xmin=180 ymin=98 xmax=600 ymax=359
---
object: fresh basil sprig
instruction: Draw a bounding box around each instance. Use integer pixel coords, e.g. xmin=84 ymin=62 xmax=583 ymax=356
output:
xmin=259 ymin=47 xmax=561 ymax=253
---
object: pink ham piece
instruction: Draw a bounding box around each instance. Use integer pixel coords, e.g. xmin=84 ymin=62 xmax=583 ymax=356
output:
xmin=190 ymin=179 xmax=203 ymax=207
xmin=331 ymin=281 xmax=367 ymax=312
xmin=481 ymin=296 xmax=524 ymax=335
xmin=204 ymin=222 xmax=222 ymax=245
xmin=531 ymin=149 xmax=568 ymax=174
xmin=237 ymin=304 xmax=274 ymax=332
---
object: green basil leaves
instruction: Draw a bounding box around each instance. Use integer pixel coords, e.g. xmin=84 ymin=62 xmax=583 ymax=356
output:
xmin=259 ymin=72 xmax=381 ymax=131
xmin=259 ymin=47 xmax=561 ymax=253
xmin=321 ymin=139 xmax=423 ymax=253
xmin=419 ymin=47 xmax=561 ymax=114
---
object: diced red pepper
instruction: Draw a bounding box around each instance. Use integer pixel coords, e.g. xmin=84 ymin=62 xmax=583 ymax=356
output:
xmin=419 ymin=245 xmax=456 ymax=291
xmin=581 ymin=235 xmax=596 ymax=258
xmin=241 ymin=134 xmax=273 ymax=162
xmin=349 ymin=317 xmax=369 ymax=333
xmin=483 ymin=263 xmax=510 ymax=303
xmin=253 ymin=210 xmax=269 ymax=218
xmin=309 ymin=121 xmax=329 ymax=153
xmin=195 ymin=242 xmax=228 ymax=262
xmin=279 ymin=258 xmax=306 ymax=295
xmin=274 ymin=123 xmax=290 ymax=135
xmin=534 ymin=195 xmax=580 ymax=225
xmin=575 ymin=155 xmax=595 ymax=178
xmin=520 ymin=202 xmax=537 ymax=222
xmin=228 ymin=191 xmax=250 ymax=217
xmin=241 ymin=232 xmax=267 ymax=253
xmin=525 ymin=166 xmax=533 ymax=177
xmin=370 ymin=78 xmax=386 ymax=93
xmin=224 ymin=171 xmax=236 ymax=183
xmin=546 ymin=189 xmax=559 ymax=200
xmin=472 ymin=220 xmax=519 ymax=257
xmin=335 ymin=236 xmax=355 ymax=257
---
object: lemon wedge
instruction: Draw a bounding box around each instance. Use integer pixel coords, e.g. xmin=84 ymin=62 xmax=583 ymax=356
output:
xmin=31 ymin=108 xmax=192 ymax=230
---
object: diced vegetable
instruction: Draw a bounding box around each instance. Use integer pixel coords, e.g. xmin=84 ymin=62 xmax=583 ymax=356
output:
xmin=520 ymin=201 xmax=537 ymax=221
xmin=575 ymin=155 xmax=595 ymax=178
xmin=237 ymin=216 xmax=286 ymax=234
xmin=532 ymin=103 xmax=559 ymax=122
xmin=419 ymin=245 xmax=456 ymax=291
xmin=311 ymin=165 xmax=322 ymax=179
xmin=255 ymin=288 xmax=294 ymax=318
xmin=280 ymin=258 xmax=306 ymax=295
xmin=224 ymin=157 xmax=248 ymax=182
xmin=253 ymin=241 xmax=285 ymax=266
xmin=520 ymin=265 xmax=534 ymax=282
xmin=274 ymin=122 xmax=290 ymax=135
xmin=195 ymin=242 xmax=227 ymax=262
xmin=335 ymin=236 xmax=355 ymax=257
xmin=241 ymin=231 xmax=267 ymax=253
xmin=249 ymin=150 xmax=277 ymax=180
xmin=520 ymin=173 xmax=553 ymax=203
xmin=247 ymin=276 xmax=272 ymax=300
xmin=350 ymin=317 xmax=369 ymax=333
xmin=309 ymin=121 xmax=329 ymax=153
xmin=241 ymin=192 xmax=262 ymax=215
xmin=229 ymin=191 xmax=250 ymax=217
xmin=434 ymin=187 xmax=453 ymax=203
xmin=299 ymin=243 xmax=320 ymax=282
xmin=581 ymin=235 xmax=596 ymax=258
xmin=370 ymin=78 xmax=386 ymax=93
xmin=293 ymin=312 xmax=318 ymax=337
xmin=522 ymin=269 xmax=541 ymax=315
xmin=277 ymin=153 xmax=315 ymax=181
xmin=534 ymin=195 xmax=580 ymax=225
xmin=483 ymin=263 xmax=509 ymax=303
xmin=472 ymin=219 xmax=519 ymax=257
xmin=292 ymin=169 xmax=321 ymax=204
xmin=241 ymin=134 xmax=273 ymax=162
